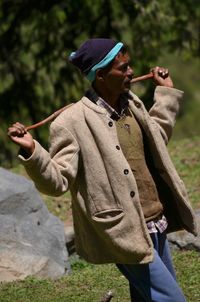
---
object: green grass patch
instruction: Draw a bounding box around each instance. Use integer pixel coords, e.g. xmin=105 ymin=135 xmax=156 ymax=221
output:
xmin=0 ymin=251 xmax=199 ymax=302
xmin=0 ymin=260 xmax=129 ymax=302
xmin=169 ymin=136 xmax=200 ymax=208
xmin=173 ymin=250 xmax=200 ymax=302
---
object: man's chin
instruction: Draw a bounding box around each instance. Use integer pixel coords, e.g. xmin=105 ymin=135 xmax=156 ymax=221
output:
xmin=124 ymin=81 xmax=131 ymax=88
xmin=123 ymin=85 xmax=131 ymax=92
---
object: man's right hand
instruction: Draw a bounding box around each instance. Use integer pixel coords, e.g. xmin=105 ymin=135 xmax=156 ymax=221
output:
xmin=7 ymin=122 xmax=35 ymax=156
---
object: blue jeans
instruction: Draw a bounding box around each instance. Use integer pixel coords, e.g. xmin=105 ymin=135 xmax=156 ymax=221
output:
xmin=116 ymin=231 xmax=186 ymax=302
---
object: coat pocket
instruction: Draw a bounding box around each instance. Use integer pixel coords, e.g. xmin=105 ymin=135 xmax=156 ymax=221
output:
xmin=92 ymin=208 xmax=124 ymax=224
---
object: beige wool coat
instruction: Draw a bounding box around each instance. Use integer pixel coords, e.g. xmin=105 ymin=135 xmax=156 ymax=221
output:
xmin=19 ymin=86 xmax=197 ymax=264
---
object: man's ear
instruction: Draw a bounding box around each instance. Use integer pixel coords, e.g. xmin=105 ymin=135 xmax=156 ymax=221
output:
xmin=96 ymin=69 xmax=105 ymax=82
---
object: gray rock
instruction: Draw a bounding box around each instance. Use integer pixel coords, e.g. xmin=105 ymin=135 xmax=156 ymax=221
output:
xmin=0 ymin=168 xmax=71 ymax=282
xmin=65 ymin=225 xmax=76 ymax=256
xmin=167 ymin=210 xmax=200 ymax=252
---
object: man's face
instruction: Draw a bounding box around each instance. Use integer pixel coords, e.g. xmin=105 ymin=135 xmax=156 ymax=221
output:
xmin=101 ymin=51 xmax=134 ymax=95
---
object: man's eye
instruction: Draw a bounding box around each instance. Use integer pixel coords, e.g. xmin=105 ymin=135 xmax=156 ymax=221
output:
xmin=121 ymin=65 xmax=128 ymax=72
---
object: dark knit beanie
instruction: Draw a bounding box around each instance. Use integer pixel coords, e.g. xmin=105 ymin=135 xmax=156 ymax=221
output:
xmin=69 ymin=38 xmax=123 ymax=81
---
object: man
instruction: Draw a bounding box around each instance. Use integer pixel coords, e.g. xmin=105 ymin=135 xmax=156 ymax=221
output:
xmin=8 ymin=38 xmax=197 ymax=301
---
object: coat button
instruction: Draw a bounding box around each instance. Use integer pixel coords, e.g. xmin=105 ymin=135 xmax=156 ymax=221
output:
xmin=130 ymin=191 xmax=135 ymax=198
xmin=124 ymin=169 xmax=129 ymax=175
xmin=108 ymin=121 xmax=113 ymax=127
xmin=116 ymin=145 xmax=120 ymax=150
xmin=135 ymin=102 xmax=141 ymax=108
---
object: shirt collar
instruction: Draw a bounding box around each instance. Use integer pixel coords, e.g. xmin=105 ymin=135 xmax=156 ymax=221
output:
xmin=85 ymin=88 xmax=129 ymax=120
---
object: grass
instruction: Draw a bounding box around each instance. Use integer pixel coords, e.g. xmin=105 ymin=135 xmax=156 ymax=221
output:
xmin=2 ymin=135 xmax=199 ymax=301
xmin=173 ymin=250 xmax=200 ymax=302
xmin=0 ymin=251 xmax=200 ymax=302
xmin=0 ymin=260 xmax=129 ymax=302
xmin=168 ymin=136 xmax=200 ymax=208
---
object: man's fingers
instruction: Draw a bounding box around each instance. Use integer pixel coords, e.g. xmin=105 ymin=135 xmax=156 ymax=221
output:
xmin=158 ymin=68 xmax=169 ymax=79
xmin=7 ymin=123 xmax=27 ymax=137
xmin=14 ymin=122 xmax=26 ymax=133
xmin=150 ymin=66 xmax=173 ymax=88
xmin=151 ymin=66 xmax=169 ymax=79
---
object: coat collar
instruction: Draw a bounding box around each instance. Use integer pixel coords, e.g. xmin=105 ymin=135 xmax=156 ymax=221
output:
xmin=81 ymin=87 xmax=148 ymax=131
xmin=83 ymin=87 xmax=141 ymax=120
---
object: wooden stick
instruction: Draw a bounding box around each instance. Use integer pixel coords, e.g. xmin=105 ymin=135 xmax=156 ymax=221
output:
xmin=130 ymin=72 xmax=153 ymax=84
xmin=25 ymin=72 xmax=153 ymax=131
xmin=25 ymin=103 xmax=74 ymax=131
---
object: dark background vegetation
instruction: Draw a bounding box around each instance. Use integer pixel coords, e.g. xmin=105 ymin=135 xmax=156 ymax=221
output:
xmin=0 ymin=0 xmax=200 ymax=166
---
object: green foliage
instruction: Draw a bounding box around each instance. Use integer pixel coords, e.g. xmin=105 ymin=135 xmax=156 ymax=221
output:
xmin=1 ymin=0 xmax=200 ymax=166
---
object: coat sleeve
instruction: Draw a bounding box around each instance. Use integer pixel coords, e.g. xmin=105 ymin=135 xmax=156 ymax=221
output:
xmin=149 ymin=86 xmax=184 ymax=144
xmin=18 ymin=121 xmax=80 ymax=196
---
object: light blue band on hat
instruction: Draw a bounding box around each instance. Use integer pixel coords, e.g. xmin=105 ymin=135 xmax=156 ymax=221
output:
xmin=86 ymin=42 xmax=123 ymax=82
xmin=69 ymin=51 xmax=76 ymax=59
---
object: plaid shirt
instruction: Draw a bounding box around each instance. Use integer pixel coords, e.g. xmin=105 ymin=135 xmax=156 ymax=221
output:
xmin=146 ymin=215 xmax=168 ymax=233
xmin=86 ymin=88 xmax=168 ymax=234
xmin=85 ymin=88 xmax=128 ymax=120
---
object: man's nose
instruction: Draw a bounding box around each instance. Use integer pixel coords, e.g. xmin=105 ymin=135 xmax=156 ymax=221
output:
xmin=127 ymin=66 xmax=133 ymax=78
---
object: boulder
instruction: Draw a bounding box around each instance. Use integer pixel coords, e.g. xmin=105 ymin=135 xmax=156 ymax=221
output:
xmin=0 ymin=168 xmax=70 ymax=282
xmin=168 ymin=210 xmax=200 ymax=252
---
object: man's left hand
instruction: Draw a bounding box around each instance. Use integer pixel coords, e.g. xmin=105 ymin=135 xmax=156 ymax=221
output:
xmin=151 ymin=66 xmax=173 ymax=88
